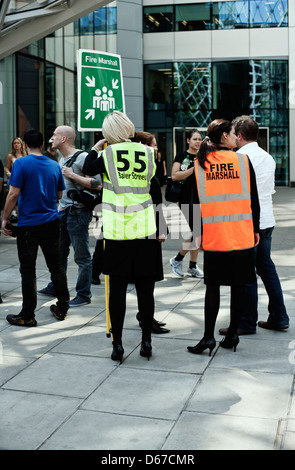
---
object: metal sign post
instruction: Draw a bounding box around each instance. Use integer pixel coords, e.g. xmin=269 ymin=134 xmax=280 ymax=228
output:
xmin=77 ymin=49 xmax=125 ymax=131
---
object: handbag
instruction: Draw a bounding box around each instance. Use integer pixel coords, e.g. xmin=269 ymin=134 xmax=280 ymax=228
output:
xmin=65 ymin=151 xmax=102 ymax=211
xmin=165 ymin=177 xmax=182 ymax=203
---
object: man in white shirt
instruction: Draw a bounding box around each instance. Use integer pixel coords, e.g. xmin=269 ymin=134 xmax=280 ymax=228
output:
xmin=220 ymin=115 xmax=289 ymax=334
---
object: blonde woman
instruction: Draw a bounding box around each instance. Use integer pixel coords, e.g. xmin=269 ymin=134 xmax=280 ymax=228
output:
xmin=5 ymin=137 xmax=27 ymax=179
xmin=5 ymin=137 xmax=27 ymax=222
xmin=83 ymin=112 xmax=166 ymax=362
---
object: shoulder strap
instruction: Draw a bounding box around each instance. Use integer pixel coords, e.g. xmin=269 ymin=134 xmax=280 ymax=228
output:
xmin=64 ymin=150 xmax=85 ymax=168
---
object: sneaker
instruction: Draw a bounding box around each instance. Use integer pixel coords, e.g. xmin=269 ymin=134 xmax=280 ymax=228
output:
xmin=187 ymin=265 xmax=204 ymax=278
xmin=38 ymin=286 xmax=56 ymax=297
xmin=7 ymin=314 xmax=37 ymax=327
xmin=170 ymin=257 xmax=184 ymax=277
xmin=50 ymin=305 xmax=67 ymax=321
xmin=69 ymin=297 xmax=91 ymax=308
xmin=91 ymin=277 xmax=101 ymax=285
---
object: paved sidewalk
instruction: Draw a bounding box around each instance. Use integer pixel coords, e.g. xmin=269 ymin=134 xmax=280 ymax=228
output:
xmin=0 ymin=187 xmax=294 ymax=451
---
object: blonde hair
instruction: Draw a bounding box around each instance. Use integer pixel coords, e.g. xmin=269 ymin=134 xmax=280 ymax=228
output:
xmin=11 ymin=137 xmax=26 ymax=156
xmin=102 ymin=111 xmax=135 ymax=144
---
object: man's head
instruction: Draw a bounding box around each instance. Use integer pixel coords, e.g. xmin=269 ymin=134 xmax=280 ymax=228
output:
xmin=232 ymin=115 xmax=259 ymax=149
xmin=23 ymin=130 xmax=43 ymax=150
xmin=51 ymin=125 xmax=76 ymax=151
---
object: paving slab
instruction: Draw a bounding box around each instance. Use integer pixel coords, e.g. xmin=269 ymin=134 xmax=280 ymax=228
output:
xmin=82 ymin=367 xmax=200 ymax=420
xmin=0 ymin=389 xmax=81 ymax=450
xmin=40 ymin=410 xmax=174 ymax=450
xmin=3 ymin=352 xmax=116 ymax=398
xmin=186 ymin=368 xmax=293 ymax=419
xmin=162 ymin=411 xmax=280 ymax=450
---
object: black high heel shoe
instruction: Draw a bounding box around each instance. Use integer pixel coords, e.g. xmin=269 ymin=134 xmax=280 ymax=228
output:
xmin=140 ymin=341 xmax=152 ymax=360
xmin=220 ymin=333 xmax=239 ymax=352
xmin=111 ymin=343 xmax=124 ymax=363
xmin=187 ymin=337 xmax=216 ymax=356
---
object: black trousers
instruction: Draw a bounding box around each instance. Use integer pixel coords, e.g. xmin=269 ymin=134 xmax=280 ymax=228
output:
xmin=92 ymin=237 xmax=104 ymax=280
xmin=204 ymin=284 xmax=245 ymax=339
xmin=17 ymin=219 xmax=69 ymax=319
xmin=109 ymin=275 xmax=155 ymax=344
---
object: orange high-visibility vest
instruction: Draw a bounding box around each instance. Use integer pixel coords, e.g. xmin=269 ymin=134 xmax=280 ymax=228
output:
xmin=195 ymin=150 xmax=255 ymax=252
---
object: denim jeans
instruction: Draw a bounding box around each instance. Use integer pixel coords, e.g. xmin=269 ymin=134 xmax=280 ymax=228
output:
xmin=47 ymin=207 xmax=92 ymax=301
xmin=17 ymin=219 xmax=69 ymax=320
xmin=240 ymin=226 xmax=289 ymax=332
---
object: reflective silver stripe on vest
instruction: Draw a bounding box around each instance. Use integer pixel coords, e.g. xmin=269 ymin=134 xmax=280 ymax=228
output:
xmin=103 ymin=145 xmax=154 ymax=194
xmin=202 ymin=213 xmax=253 ymax=224
xmin=197 ymin=153 xmax=250 ymax=202
xmin=102 ymin=199 xmax=152 ymax=214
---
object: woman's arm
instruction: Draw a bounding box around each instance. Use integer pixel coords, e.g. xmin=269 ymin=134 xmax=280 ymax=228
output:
xmin=5 ymin=154 xmax=13 ymax=178
xmin=171 ymin=161 xmax=194 ymax=181
xmin=83 ymin=139 xmax=107 ymax=176
xmin=82 ymin=150 xmax=106 ymax=176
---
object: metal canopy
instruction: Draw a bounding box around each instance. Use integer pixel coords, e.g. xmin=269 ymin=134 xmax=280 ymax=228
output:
xmin=0 ymin=0 xmax=110 ymax=59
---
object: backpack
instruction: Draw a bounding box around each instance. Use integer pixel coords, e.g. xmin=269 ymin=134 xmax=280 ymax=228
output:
xmin=64 ymin=151 xmax=102 ymax=211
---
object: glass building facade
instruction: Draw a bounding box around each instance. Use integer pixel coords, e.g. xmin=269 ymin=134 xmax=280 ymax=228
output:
xmin=0 ymin=0 xmax=291 ymax=186
xmin=143 ymin=0 xmax=289 ymax=186
xmin=0 ymin=3 xmax=117 ymax=162
xmin=143 ymin=1 xmax=288 ymax=32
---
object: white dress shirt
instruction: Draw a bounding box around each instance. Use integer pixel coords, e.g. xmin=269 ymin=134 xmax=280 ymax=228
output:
xmin=238 ymin=141 xmax=276 ymax=229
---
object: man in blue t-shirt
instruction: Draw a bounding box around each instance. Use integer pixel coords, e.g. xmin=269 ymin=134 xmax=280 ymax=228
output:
xmin=2 ymin=130 xmax=70 ymax=326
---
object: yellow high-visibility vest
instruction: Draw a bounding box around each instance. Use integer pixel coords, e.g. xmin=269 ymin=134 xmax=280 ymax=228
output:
xmin=195 ymin=150 xmax=255 ymax=251
xmin=102 ymin=142 xmax=157 ymax=240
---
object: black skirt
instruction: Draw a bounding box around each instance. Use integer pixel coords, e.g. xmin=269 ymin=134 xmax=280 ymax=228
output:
xmin=103 ymin=238 xmax=164 ymax=282
xmin=203 ymin=248 xmax=256 ymax=286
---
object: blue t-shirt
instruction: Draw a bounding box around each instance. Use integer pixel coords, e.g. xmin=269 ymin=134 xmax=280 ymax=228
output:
xmin=9 ymin=154 xmax=65 ymax=227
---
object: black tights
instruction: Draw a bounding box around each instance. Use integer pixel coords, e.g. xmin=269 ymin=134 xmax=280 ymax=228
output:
xmin=109 ymin=275 xmax=155 ymax=345
xmin=204 ymin=284 xmax=245 ymax=339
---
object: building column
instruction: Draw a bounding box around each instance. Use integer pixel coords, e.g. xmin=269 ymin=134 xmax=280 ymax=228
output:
xmin=116 ymin=0 xmax=144 ymax=130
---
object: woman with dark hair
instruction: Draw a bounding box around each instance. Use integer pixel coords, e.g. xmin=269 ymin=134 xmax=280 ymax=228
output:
xmin=187 ymin=119 xmax=260 ymax=355
xmin=170 ymin=129 xmax=204 ymax=279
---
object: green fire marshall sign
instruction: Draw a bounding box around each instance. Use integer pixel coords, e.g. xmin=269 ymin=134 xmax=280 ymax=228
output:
xmin=77 ymin=49 xmax=125 ymax=131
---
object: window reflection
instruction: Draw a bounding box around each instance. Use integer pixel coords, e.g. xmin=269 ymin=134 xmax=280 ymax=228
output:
xmin=174 ymin=62 xmax=212 ymax=127
xmin=143 ymin=6 xmax=174 ymax=32
xmin=144 ymin=58 xmax=289 ymax=185
xmin=143 ymin=1 xmax=288 ymax=31
xmin=145 ymin=63 xmax=172 ymax=110
xmin=212 ymin=1 xmax=249 ymax=29
xmin=249 ymin=60 xmax=288 ymax=124
xmin=74 ymin=6 xmax=117 ymax=36
xmin=175 ymin=3 xmax=211 ymax=31
xmin=249 ymin=0 xmax=288 ymax=28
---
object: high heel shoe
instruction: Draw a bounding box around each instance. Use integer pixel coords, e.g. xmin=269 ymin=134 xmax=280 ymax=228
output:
xmin=140 ymin=341 xmax=152 ymax=360
xmin=220 ymin=333 xmax=239 ymax=352
xmin=111 ymin=343 xmax=124 ymax=363
xmin=187 ymin=337 xmax=216 ymax=356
